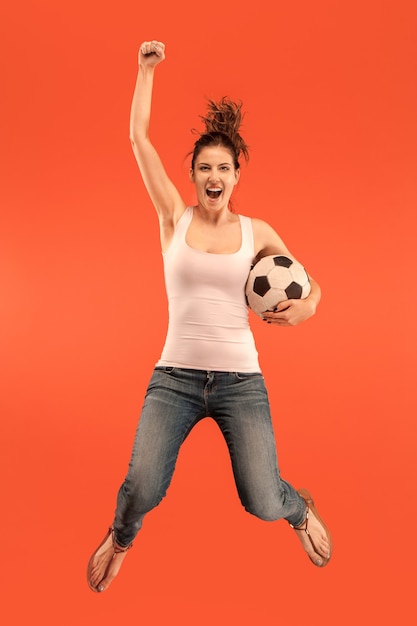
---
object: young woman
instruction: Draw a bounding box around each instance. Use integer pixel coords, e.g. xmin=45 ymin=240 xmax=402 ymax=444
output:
xmin=87 ymin=40 xmax=332 ymax=593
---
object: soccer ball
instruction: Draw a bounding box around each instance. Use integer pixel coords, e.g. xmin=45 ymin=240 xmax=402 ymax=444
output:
xmin=245 ymin=254 xmax=311 ymax=318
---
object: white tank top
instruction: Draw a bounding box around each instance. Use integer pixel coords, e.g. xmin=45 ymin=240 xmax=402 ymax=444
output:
xmin=156 ymin=206 xmax=261 ymax=372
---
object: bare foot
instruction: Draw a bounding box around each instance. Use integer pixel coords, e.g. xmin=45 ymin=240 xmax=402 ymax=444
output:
xmin=87 ymin=528 xmax=132 ymax=592
xmin=291 ymin=489 xmax=332 ymax=567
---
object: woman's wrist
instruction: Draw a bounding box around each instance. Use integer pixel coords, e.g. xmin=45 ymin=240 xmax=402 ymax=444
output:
xmin=139 ymin=63 xmax=156 ymax=74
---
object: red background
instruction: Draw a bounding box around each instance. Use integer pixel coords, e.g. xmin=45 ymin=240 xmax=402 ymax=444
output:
xmin=1 ymin=1 xmax=416 ymax=624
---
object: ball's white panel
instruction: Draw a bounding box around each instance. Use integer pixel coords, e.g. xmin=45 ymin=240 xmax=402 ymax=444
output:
xmin=245 ymin=254 xmax=311 ymax=317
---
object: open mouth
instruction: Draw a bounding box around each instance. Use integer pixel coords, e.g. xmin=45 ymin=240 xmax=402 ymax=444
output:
xmin=206 ymin=187 xmax=222 ymax=199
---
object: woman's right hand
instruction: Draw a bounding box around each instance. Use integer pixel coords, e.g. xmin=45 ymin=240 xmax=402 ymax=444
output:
xmin=139 ymin=41 xmax=166 ymax=68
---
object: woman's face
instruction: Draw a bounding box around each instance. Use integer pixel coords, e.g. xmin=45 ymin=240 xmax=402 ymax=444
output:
xmin=190 ymin=145 xmax=240 ymax=211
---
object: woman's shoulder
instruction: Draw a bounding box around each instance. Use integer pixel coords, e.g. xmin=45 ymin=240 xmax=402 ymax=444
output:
xmin=237 ymin=213 xmax=268 ymax=225
xmin=237 ymin=215 xmax=277 ymax=241
xmin=248 ymin=217 xmax=290 ymax=258
xmin=249 ymin=216 xmax=276 ymax=235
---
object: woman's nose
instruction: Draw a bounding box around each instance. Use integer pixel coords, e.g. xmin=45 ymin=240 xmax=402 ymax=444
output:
xmin=208 ymin=171 xmax=219 ymax=182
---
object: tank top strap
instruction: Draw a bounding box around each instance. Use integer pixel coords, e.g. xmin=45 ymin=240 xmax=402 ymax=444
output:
xmin=174 ymin=206 xmax=193 ymax=241
xmin=163 ymin=207 xmax=193 ymax=257
xmin=238 ymin=214 xmax=255 ymax=258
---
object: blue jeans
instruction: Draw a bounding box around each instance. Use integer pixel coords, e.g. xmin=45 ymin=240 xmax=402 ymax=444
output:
xmin=113 ymin=367 xmax=306 ymax=547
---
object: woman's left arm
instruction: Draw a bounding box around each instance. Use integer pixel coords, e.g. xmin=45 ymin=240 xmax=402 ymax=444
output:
xmin=252 ymin=218 xmax=321 ymax=327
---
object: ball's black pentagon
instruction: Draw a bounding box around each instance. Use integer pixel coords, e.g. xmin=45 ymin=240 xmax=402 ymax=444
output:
xmin=273 ymin=255 xmax=293 ymax=269
xmin=253 ymin=275 xmax=271 ymax=297
xmin=285 ymin=281 xmax=303 ymax=299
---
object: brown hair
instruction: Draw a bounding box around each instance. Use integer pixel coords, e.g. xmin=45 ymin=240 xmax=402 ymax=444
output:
xmin=190 ymin=97 xmax=249 ymax=170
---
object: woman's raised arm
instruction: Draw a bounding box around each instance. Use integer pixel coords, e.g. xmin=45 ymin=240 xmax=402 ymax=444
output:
xmin=130 ymin=41 xmax=186 ymax=227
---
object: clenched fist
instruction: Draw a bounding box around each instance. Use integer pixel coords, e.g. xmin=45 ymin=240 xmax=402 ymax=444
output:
xmin=139 ymin=40 xmax=166 ymax=68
